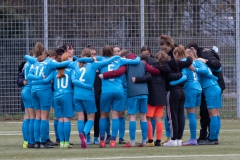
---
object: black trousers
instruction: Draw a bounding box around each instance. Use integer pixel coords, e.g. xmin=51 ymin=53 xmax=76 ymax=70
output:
xmin=84 ymin=99 xmax=100 ymax=137
xmin=167 ymin=88 xmax=185 ymax=140
xmin=198 ymin=92 xmax=210 ymax=140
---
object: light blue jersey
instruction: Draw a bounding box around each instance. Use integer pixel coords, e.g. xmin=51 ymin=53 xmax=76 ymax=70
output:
xmin=100 ymin=57 xmax=140 ymax=93
xmin=22 ymin=61 xmax=33 ymax=90
xmin=193 ymin=60 xmax=218 ymax=89
xmin=70 ymin=56 xmax=120 ymax=100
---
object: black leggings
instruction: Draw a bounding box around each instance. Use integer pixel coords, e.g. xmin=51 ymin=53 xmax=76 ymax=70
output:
xmin=166 ymin=88 xmax=185 ymax=140
xmin=199 ymin=92 xmax=210 ymax=140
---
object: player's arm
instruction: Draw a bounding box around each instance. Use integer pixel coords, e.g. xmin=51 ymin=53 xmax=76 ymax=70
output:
xmin=152 ymin=62 xmax=171 ymax=75
xmin=24 ymin=55 xmax=37 ymax=64
xmin=132 ymin=72 xmax=152 ymax=83
xmin=120 ymin=57 xmax=140 ymax=65
xmin=97 ymin=55 xmax=120 ymax=68
xmin=77 ymin=57 xmax=95 ymax=63
xmin=169 ymin=69 xmax=187 ymax=86
xmin=27 ymin=66 xmax=44 ymax=81
xmin=178 ymin=56 xmax=193 ymax=69
xmin=50 ymin=60 xmax=72 ymax=70
xmin=144 ymin=62 xmax=160 ymax=75
xmin=101 ymin=65 xmax=127 ymax=79
xmin=31 ymin=71 xmax=54 ymax=85
xmin=200 ymin=51 xmax=222 ymax=70
xmin=71 ymin=71 xmax=93 ymax=89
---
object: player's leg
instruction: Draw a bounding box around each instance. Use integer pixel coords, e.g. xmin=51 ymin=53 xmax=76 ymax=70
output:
xmin=146 ymin=104 xmax=154 ymax=147
xmin=139 ymin=97 xmax=148 ymax=147
xmin=154 ymin=106 xmax=163 ymax=146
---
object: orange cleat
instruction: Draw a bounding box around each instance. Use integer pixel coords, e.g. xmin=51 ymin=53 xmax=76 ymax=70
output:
xmin=99 ymin=141 xmax=106 ymax=148
xmin=122 ymin=142 xmax=135 ymax=148
xmin=110 ymin=141 xmax=116 ymax=148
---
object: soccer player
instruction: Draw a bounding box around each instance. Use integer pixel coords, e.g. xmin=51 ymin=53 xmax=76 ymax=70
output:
xmin=187 ymin=47 xmax=222 ymax=145
xmin=185 ymin=42 xmax=225 ymax=144
xmin=169 ymin=46 xmax=202 ymax=146
xmin=98 ymin=45 xmax=140 ymax=148
xmin=25 ymin=42 xmax=72 ymax=148
xmin=71 ymin=48 xmax=120 ymax=149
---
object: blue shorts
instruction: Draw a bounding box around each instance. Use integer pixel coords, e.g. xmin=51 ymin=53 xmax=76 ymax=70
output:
xmin=31 ymin=89 xmax=52 ymax=111
xmin=73 ymin=98 xmax=96 ymax=114
xmin=54 ymin=93 xmax=75 ymax=118
xmin=203 ymin=85 xmax=222 ymax=109
xmin=184 ymin=89 xmax=202 ymax=108
xmin=127 ymin=95 xmax=148 ymax=114
xmin=21 ymin=88 xmax=33 ymax=108
xmin=100 ymin=92 xmax=125 ymax=112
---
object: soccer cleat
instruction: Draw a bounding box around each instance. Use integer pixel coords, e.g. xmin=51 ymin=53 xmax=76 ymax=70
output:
xmin=34 ymin=142 xmax=40 ymax=149
xmin=163 ymin=140 xmax=178 ymax=146
xmin=201 ymin=139 xmax=219 ymax=145
xmin=55 ymin=139 xmax=60 ymax=146
xmin=146 ymin=142 xmax=155 ymax=147
xmin=79 ymin=133 xmax=87 ymax=149
xmin=87 ymin=138 xmax=92 ymax=145
xmin=40 ymin=143 xmax=54 ymax=149
xmin=28 ymin=144 xmax=34 ymax=148
xmin=123 ymin=142 xmax=135 ymax=147
xmin=60 ymin=142 xmax=64 ymax=148
xmin=161 ymin=137 xmax=170 ymax=145
xmin=119 ymin=138 xmax=126 ymax=144
xmin=198 ymin=139 xmax=207 ymax=145
xmin=99 ymin=141 xmax=106 ymax=148
xmin=177 ymin=139 xmax=182 ymax=146
xmin=64 ymin=142 xmax=72 ymax=148
xmin=154 ymin=141 xmax=161 ymax=146
xmin=46 ymin=139 xmax=55 ymax=146
xmin=182 ymin=139 xmax=198 ymax=146
xmin=105 ymin=135 xmax=111 ymax=144
xmin=110 ymin=141 xmax=116 ymax=148
xmin=22 ymin=141 xmax=28 ymax=149
xmin=94 ymin=138 xmax=100 ymax=145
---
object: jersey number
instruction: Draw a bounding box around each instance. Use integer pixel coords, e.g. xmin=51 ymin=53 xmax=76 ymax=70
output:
xmin=108 ymin=64 xmax=114 ymax=81
xmin=79 ymin=67 xmax=86 ymax=82
xmin=57 ymin=74 xmax=68 ymax=89
xmin=193 ymin=72 xmax=198 ymax=81
xmin=35 ymin=66 xmax=44 ymax=76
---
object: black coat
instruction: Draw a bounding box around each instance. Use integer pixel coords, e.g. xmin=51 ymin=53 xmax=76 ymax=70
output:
xmin=198 ymin=48 xmax=226 ymax=91
xmin=146 ymin=57 xmax=170 ymax=106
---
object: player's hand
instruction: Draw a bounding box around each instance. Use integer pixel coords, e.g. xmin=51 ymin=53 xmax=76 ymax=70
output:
xmin=99 ymin=74 xmax=103 ymax=79
xmin=188 ymin=65 xmax=195 ymax=71
xmin=132 ymin=77 xmax=136 ymax=83
xmin=23 ymin=80 xmax=28 ymax=85
xmin=197 ymin=58 xmax=207 ymax=63
xmin=42 ymin=75 xmax=46 ymax=79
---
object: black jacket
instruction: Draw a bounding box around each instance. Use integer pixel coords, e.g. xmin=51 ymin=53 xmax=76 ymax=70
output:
xmin=198 ymin=48 xmax=226 ymax=91
xmin=17 ymin=61 xmax=26 ymax=88
xmin=94 ymin=71 xmax=102 ymax=102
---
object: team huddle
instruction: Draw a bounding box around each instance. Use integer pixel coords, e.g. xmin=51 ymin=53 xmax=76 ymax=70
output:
xmin=19 ymin=34 xmax=225 ymax=149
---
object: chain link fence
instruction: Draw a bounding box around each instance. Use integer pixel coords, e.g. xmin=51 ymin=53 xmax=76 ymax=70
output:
xmin=0 ymin=0 xmax=238 ymax=119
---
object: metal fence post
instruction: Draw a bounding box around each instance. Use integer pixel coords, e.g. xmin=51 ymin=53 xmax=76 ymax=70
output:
xmin=44 ymin=0 xmax=48 ymax=50
xmin=140 ymin=0 xmax=144 ymax=47
xmin=26 ymin=16 xmax=29 ymax=54
xmin=236 ymin=0 xmax=240 ymax=118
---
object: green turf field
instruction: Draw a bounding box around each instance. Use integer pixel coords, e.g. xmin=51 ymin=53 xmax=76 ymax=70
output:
xmin=0 ymin=120 xmax=240 ymax=160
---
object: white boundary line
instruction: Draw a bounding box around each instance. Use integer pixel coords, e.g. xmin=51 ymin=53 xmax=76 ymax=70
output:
xmin=57 ymin=154 xmax=240 ymax=160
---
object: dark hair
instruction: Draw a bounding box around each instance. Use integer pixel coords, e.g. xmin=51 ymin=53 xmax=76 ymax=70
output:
xmin=185 ymin=41 xmax=200 ymax=51
xmin=87 ymin=44 xmax=96 ymax=51
xmin=79 ymin=48 xmax=92 ymax=68
xmin=55 ymin=47 xmax=65 ymax=56
xmin=141 ymin=45 xmax=151 ymax=54
xmin=62 ymin=43 xmax=73 ymax=51
xmin=120 ymin=49 xmax=130 ymax=57
xmin=48 ymin=50 xmax=58 ymax=60
xmin=113 ymin=45 xmax=121 ymax=50
xmin=102 ymin=45 xmax=113 ymax=57
xmin=37 ymin=49 xmax=48 ymax=62
xmin=159 ymin=35 xmax=174 ymax=48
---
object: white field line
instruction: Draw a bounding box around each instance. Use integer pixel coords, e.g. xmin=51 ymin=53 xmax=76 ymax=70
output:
xmin=0 ymin=129 xmax=240 ymax=136
xmin=57 ymin=154 xmax=240 ymax=160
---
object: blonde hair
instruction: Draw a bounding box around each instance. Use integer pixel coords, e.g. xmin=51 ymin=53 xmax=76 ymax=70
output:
xmin=186 ymin=47 xmax=198 ymax=59
xmin=159 ymin=35 xmax=175 ymax=48
xmin=156 ymin=51 xmax=171 ymax=65
xmin=173 ymin=45 xmax=186 ymax=60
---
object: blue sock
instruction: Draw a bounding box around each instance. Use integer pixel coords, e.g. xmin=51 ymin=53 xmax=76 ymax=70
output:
xmin=129 ymin=121 xmax=136 ymax=141
xmin=22 ymin=120 xmax=27 ymax=141
xmin=34 ymin=119 xmax=41 ymax=142
xmin=188 ymin=113 xmax=197 ymax=139
xmin=106 ymin=117 xmax=111 ymax=136
xmin=99 ymin=118 xmax=107 ymax=141
xmin=140 ymin=121 xmax=148 ymax=141
xmin=119 ymin=117 xmax=125 ymax=139
xmin=64 ymin=122 xmax=71 ymax=142
xmin=164 ymin=116 xmax=170 ymax=138
xmin=25 ymin=119 xmax=30 ymax=142
xmin=151 ymin=118 xmax=156 ymax=137
xmin=83 ymin=120 xmax=94 ymax=136
xmin=209 ymin=116 xmax=218 ymax=140
xmin=216 ymin=116 xmax=221 ymax=140
xmin=111 ymin=118 xmax=119 ymax=141
xmin=40 ymin=120 xmax=49 ymax=143
xmin=46 ymin=123 xmax=50 ymax=140
xmin=77 ymin=120 xmax=84 ymax=134
xmin=54 ymin=119 xmax=59 ymax=140
xmin=29 ymin=119 xmax=35 ymax=144
xmin=58 ymin=122 xmax=64 ymax=142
